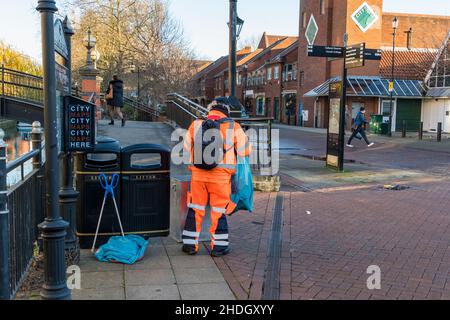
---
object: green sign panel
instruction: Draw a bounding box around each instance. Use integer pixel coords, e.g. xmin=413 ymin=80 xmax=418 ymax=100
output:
xmin=305 ymin=14 xmax=318 ymax=45
xmin=351 ymin=2 xmax=379 ymax=33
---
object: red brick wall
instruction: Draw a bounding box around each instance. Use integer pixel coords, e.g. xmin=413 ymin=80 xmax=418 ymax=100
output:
xmin=298 ymin=0 xmax=336 ymax=127
xmin=382 ymin=13 xmax=450 ymax=49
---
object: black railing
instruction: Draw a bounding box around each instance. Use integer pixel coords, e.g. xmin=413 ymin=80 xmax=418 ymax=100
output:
xmin=0 ymin=122 xmax=44 ymax=300
xmin=0 ymin=65 xmax=43 ymax=104
xmin=165 ymin=93 xmax=276 ymax=176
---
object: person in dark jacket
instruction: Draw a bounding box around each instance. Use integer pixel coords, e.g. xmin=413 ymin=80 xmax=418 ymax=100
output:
xmin=347 ymin=107 xmax=374 ymax=148
xmin=106 ymin=75 xmax=125 ymax=127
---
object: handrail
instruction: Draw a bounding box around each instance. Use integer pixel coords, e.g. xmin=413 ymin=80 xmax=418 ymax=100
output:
xmin=6 ymin=149 xmax=39 ymax=173
xmin=167 ymin=92 xmax=208 ymax=115
xmin=169 ymin=100 xmax=201 ymax=119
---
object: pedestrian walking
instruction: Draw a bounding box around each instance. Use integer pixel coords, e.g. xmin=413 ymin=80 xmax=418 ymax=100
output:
xmin=181 ymin=98 xmax=251 ymax=257
xmin=105 ymin=75 xmax=126 ymax=127
xmin=347 ymin=107 xmax=374 ymax=148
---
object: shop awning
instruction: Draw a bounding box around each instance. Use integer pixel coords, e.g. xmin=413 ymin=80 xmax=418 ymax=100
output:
xmin=304 ymin=76 xmax=426 ymax=98
xmin=426 ymin=87 xmax=450 ymax=98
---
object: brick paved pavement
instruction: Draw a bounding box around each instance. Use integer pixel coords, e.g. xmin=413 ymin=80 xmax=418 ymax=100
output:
xmin=216 ymin=179 xmax=450 ymax=300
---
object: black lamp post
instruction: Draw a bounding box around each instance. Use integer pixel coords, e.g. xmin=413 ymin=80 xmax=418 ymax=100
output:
xmin=130 ymin=63 xmax=141 ymax=102
xmin=36 ymin=0 xmax=71 ymax=300
xmin=388 ymin=16 xmax=398 ymax=137
xmin=228 ymin=0 xmax=244 ymax=98
xmin=59 ymin=15 xmax=80 ymax=265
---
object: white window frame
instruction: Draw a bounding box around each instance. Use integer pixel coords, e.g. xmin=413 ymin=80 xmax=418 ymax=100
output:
xmin=274 ymin=66 xmax=279 ymax=80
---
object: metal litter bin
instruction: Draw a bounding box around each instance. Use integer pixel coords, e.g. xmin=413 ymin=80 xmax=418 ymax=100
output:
xmin=121 ymin=144 xmax=170 ymax=237
xmin=75 ymin=136 xmax=121 ymax=249
xmin=370 ymin=115 xmax=383 ymax=134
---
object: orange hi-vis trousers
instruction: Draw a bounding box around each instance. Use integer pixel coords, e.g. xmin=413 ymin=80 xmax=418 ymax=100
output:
xmin=182 ymin=179 xmax=236 ymax=252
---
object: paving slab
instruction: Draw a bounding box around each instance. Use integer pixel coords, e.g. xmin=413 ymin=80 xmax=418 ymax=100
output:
xmin=125 ymin=269 xmax=176 ymax=286
xmin=125 ymin=284 xmax=180 ymax=300
xmin=74 ymin=241 xmax=234 ymax=300
xmin=124 ymin=253 xmax=172 ymax=270
xmin=71 ymin=288 xmax=125 ymax=300
xmin=173 ymin=267 xmax=225 ymax=285
xmin=170 ymin=255 xmax=218 ymax=270
xmin=178 ymin=282 xmax=235 ymax=300
xmin=80 ymin=271 xmax=124 ymax=290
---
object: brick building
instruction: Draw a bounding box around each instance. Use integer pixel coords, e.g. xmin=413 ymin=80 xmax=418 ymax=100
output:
xmin=298 ymin=0 xmax=450 ymax=131
xmin=190 ymin=33 xmax=298 ymax=124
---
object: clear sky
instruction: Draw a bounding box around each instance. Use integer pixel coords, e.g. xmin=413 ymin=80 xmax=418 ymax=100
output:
xmin=1 ymin=0 xmax=450 ymax=63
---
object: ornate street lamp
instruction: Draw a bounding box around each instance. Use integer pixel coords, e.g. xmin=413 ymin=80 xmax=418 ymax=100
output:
xmin=388 ymin=16 xmax=398 ymax=137
xmin=228 ymin=0 xmax=244 ymax=99
xmin=84 ymin=28 xmax=97 ymax=67
xmin=36 ymin=0 xmax=71 ymax=300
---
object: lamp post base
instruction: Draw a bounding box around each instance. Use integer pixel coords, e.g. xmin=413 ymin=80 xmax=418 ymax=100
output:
xmin=38 ymin=218 xmax=71 ymax=300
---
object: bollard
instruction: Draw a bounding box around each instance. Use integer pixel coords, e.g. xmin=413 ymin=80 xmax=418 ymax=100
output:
xmin=419 ymin=122 xmax=423 ymax=140
xmin=387 ymin=116 xmax=392 ymax=137
xmin=437 ymin=122 xmax=442 ymax=142
xmin=0 ymin=129 xmax=10 ymax=300
xmin=402 ymin=120 xmax=407 ymax=138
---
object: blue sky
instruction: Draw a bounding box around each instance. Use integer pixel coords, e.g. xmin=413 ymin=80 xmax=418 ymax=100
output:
xmin=1 ymin=0 xmax=450 ymax=62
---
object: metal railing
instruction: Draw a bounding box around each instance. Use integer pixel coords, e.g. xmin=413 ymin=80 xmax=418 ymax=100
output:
xmin=0 ymin=122 xmax=44 ymax=300
xmin=166 ymin=93 xmax=276 ymax=176
xmin=0 ymin=65 xmax=43 ymax=104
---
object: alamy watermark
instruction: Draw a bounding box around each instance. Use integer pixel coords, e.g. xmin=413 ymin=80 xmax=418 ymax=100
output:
xmin=66 ymin=265 xmax=81 ymax=290
xmin=366 ymin=265 xmax=381 ymax=290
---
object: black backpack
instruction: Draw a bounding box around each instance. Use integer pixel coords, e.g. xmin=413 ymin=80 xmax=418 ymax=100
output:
xmin=193 ymin=118 xmax=234 ymax=170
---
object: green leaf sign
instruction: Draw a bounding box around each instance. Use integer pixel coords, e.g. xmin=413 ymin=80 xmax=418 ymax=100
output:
xmin=351 ymin=2 xmax=379 ymax=33
xmin=305 ymin=14 xmax=318 ymax=45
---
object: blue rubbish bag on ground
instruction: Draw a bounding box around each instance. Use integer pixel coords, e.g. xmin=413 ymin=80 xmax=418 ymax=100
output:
xmin=95 ymin=235 xmax=148 ymax=265
xmin=231 ymin=156 xmax=254 ymax=213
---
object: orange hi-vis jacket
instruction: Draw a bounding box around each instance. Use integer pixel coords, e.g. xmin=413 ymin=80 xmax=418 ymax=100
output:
xmin=184 ymin=110 xmax=252 ymax=183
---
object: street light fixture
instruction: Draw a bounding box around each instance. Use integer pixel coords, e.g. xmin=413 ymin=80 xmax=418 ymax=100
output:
xmin=228 ymin=0 xmax=244 ymax=99
xmin=388 ymin=16 xmax=398 ymax=137
xmin=236 ymin=16 xmax=244 ymax=39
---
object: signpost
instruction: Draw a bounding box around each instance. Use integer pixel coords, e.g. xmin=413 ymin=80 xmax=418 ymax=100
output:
xmin=326 ymin=81 xmax=345 ymax=171
xmin=64 ymin=96 xmax=96 ymax=152
xmin=345 ymin=43 xmax=366 ymax=69
xmin=364 ymin=48 xmax=382 ymax=60
xmin=307 ymin=44 xmax=380 ymax=62
xmin=307 ymin=45 xmax=344 ymax=58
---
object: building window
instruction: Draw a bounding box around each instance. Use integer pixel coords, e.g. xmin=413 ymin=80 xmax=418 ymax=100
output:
xmin=302 ymin=12 xmax=307 ymax=28
xmin=274 ymin=66 xmax=279 ymax=80
xmin=283 ymin=64 xmax=294 ymax=82
xmin=320 ymin=0 xmax=325 ymax=15
xmin=267 ymin=67 xmax=272 ymax=80
xmin=300 ymin=71 xmax=305 ymax=87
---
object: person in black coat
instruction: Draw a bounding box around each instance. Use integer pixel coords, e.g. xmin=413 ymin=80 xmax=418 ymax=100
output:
xmin=106 ymin=75 xmax=126 ymax=126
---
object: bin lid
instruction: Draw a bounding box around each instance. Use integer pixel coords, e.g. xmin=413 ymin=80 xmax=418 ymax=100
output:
xmin=94 ymin=136 xmax=121 ymax=153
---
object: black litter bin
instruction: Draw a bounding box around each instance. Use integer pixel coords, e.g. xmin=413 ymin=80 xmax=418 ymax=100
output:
xmin=121 ymin=144 xmax=171 ymax=237
xmin=75 ymin=136 xmax=122 ymax=249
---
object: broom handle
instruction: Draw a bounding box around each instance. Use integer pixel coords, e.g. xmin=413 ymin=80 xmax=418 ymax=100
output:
xmin=112 ymin=195 xmax=125 ymax=237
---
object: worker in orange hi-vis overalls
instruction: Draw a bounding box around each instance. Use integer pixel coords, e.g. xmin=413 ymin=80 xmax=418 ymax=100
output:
xmin=181 ymin=100 xmax=251 ymax=257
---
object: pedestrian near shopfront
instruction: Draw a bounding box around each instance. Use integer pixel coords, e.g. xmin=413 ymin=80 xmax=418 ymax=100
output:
xmin=181 ymin=98 xmax=251 ymax=257
xmin=105 ymin=75 xmax=126 ymax=127
xmin=347 ymin=107 xmax=374 ymax=148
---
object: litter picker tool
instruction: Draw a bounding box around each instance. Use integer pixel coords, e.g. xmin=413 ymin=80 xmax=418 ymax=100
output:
xmin=91 ymin=173 xmax=125 ymax=252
